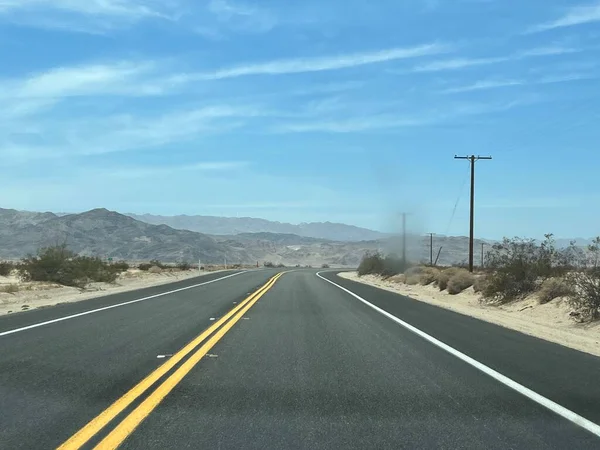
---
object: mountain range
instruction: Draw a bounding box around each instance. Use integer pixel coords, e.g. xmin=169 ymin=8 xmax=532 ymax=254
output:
xmin=2 ymin=207 xmax=586 ymax=267
xmin=126 ymin=213 xmax=387 ymax=242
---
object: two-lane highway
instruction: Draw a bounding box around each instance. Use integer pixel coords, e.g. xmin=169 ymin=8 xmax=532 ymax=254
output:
xmin=1 ymin=269 xmax=600 ymax=449
xmin=0 ymin=269 xmax=280 ymax=449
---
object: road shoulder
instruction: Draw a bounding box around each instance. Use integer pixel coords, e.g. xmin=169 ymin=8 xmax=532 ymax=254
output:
xmin=338 ymin=271 xmax=600 ymax=358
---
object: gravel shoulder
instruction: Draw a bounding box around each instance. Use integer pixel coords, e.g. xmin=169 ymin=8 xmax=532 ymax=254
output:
xmin=0 ymin=269 xmax=227 ymax=316
xmin=338 ymin=271 xmax=600 ymax=357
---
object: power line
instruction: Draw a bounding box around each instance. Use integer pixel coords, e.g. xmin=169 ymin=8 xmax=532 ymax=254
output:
xmin=454 ymin=155 xmax=492 ymax=273
xmin=444 ymin=165 xmax=470 ymax=236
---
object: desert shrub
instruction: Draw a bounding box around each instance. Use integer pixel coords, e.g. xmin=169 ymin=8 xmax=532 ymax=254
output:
xmin=436 ymin=267 xmax=461 ymax=291
xmin=473 ymin=276 xmax=488 ymax=293
xmin=18 ymin=245 xmax=118 ymax=288
xmin=0 ymin=261 xmax=14 ymax=277
xmin=138 ymin=263 xmax=153 ymax=271
xmin=264 ymin=261 xmax=275 ymax=268
xmin=381 ymin=254 xmax=409 ymax=278
xmin=321 ymin=264 xmax=330 ymax=269
xmin=111 ymin=261 xmax=130 ymax=272
xmin=74 ymin=256 xmax=119 ymax=284
xmin=481 ymin=234 xmax=574 ymax=304
xmin=447 ymin=270 xmax=475 ymax=295
xmin=276 ymin=263 xmax=286 ymax=268
xmin=149 ymin=259 xmax=166 ymax=269
xmin=148 ymin=266 xmax=163 ymax=274
xmin=177 ymin=262 xmax=192 ymax=271
xmin=564 ymin=237 xmax=600 ymax=320
xmin=358 ymin=252 xmax=410 ymax=278
xmin=357 ymin=252 xmax=385 ymax=276
xmin=1 ymin=284 xmax=19 ymax=294
xmin=419 ymin=267 xmax=439 ymax=285
xmin=537 ymin=278 xmax=572 ymax=304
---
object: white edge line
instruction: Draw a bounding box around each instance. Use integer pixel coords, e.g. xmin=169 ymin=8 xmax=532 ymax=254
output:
xmin=316 ymin=271 xmax=600 ymax=438
xmin=0 ymin=271 xmax=246 ymax=338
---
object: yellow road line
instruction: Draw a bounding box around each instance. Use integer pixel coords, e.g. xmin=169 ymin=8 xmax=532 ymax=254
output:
xmin=59 ymin=272 xmax=283 ymax=450
xmin=94 ymin=271 xmax=281 ymax=449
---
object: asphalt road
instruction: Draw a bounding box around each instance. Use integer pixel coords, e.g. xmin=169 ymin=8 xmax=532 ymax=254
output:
xmin=1 ymin=269 xmax=599 ymax=449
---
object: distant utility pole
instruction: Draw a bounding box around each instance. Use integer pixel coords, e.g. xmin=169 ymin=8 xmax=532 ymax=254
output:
xmin=481 ymin=242 xmax=485 ymax=268
xmin=454 ymin=155 xmax=492 ymax=273
xmin=429 ymin=233 xmax=434 ymax=266
xmin=402 ymin=213 xmax=407 ymax=265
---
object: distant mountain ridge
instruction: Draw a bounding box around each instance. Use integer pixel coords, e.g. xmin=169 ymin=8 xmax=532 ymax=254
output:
xmin=0 ymin=207 xmax=593 ymax=266
xmin=126 ymin=213 xmax=387 ymax=242
xmin=0 ymin=208 xmax=247 ymax=263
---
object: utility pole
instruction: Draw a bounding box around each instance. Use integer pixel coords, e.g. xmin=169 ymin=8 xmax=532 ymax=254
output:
xmin=454 ymin=155 xmax=492 ymax=273
xmin=481 ymin=242 xmax=485 ymax=268
xmin=429 ymin=233 xmax=434 ymax=266
xmin=402 ymin=213 xmax=407 ymax=266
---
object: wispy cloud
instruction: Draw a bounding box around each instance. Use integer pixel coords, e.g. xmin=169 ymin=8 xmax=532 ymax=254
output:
xmin=411 ymin=45 xmax=584 ymax=73
xmin=442 ymin=71 xmax=598 ymax=94
xmin=6 ymin=61 xmax=156 ymax=99
xmin=207 ymin=0 xmax=276 ymax=33
xmin=515 ymin=46 xmax=581 ymax=57
xmin=0 ymin=0 xmax=177 ymax=32
xmin=274 ymin=99 xmax=531 ymax=133
xmin=0 ymin=104 xmax=263 ymax=162
xmin=527 ymin=2 xmax=600 ymax=33
xmin=193 ymin=43 xmax=449 ymax=80
xmin=413 ymin=56 xmax=508 ymax=72
xmin=441 ymin=79 xmax=525 ymax=93
xmin=102 ymin=160 xmax=250 ymax=179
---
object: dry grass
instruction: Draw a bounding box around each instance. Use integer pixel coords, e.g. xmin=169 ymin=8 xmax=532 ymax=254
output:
xmin=447 ymin=270 xmax=475 ymax=295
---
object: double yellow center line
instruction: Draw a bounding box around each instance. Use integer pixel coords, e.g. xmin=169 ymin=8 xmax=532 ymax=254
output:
xmin=59 ymin=272 xmax=284 ymax=450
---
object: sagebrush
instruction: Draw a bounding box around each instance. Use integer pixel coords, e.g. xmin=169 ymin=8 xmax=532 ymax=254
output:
xmin=447 ymin=270 xmax=475 ymax=295
xmin=537 ymin=278 xmax=572 ymax=304
xmin=0 ymin=261 xmax=14 ymax=277
xmin=357 ymin=252 xmax=410 ymax=278
xmin=18 ymin=245 xmax=122 ymax=288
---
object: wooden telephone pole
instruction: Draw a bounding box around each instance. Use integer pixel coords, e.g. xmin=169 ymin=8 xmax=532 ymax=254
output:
xmin=454 ymin=155 xmax=492 ymax=272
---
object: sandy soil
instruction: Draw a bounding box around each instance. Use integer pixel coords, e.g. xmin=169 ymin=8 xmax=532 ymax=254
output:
xmin=0 ymin=269 xmax=228 ymax=317
xmin=339 ymin=272 xmax=600 ymax=358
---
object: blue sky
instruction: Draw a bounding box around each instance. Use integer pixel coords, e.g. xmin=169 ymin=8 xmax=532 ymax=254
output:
xmin=0 ymin=0 xmax=599 ymax=239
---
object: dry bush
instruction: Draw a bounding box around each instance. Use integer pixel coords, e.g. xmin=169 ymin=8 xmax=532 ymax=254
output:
xmin=436 ymin=267 xmax=461 ymax=291
xmin=19 ymin=245 xmax=118 ymax=288
xmin=473 ymin=276 xmax=488 ymax=293
xmin=0 ymin=261 xmax=14 ymax=277
xmin=357 ymin=252 xmax=410 ymax=278
xmin=405 ymin=275 xmax=420 ymax=285
xmin=481 ymin=234 xmax=574 ymax=304
xmin=447 ymin=270 xmax=475 ymax=295
xmin=537 ymin=278 xmax=572 ymax=304
xmin=148 ymin=266 xmax=163 ymax=274
xmin=419 ymin=267 xmax=439 ymax=285
xmin=564 ymin=238 xmax=600 ymax=320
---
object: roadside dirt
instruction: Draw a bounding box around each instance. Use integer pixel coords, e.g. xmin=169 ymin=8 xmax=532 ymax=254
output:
xmin=0 ymin=269 xmax=228 ymax=317
xmin=338 ymin=272 xmax=600 ymax=358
